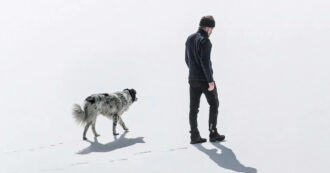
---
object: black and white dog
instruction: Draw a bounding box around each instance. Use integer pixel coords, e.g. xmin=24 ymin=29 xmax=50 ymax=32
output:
xmin=72 ymin=89 xmax=137 ymax=140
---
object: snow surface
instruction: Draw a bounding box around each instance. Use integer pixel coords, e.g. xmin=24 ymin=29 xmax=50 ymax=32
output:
xmin=1 ymin=0 xmax=330 ymax=172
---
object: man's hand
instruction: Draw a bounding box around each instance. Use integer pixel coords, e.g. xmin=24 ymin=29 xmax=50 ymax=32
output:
xmin=208 ymin=82 xmax=215 ymax=91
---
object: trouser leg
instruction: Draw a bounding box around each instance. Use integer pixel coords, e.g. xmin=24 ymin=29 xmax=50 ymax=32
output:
xmin=189 ymin=84 xmax=203 ymax=134
xmin=203 ymin=84 xmax=219 ymax=132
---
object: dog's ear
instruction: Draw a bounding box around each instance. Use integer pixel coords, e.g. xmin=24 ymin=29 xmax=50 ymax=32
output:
xmin=129 ymin=89 xmax=137 ymax=102
xmin=130 ymin=89 xmax=136 ymax=95
xmin=123 ymin=88 xmax=129 ymax=92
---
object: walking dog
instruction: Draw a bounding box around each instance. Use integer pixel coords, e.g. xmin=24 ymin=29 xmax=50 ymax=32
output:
xmin=72 ymin=89 xmax=137 ymax=140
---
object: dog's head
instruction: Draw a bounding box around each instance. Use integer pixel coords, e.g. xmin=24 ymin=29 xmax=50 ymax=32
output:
xmin=124 ymin=88 xmax=138 ymax=102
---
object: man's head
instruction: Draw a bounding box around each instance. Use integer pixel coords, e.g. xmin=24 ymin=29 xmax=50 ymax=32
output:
xmin=199 ymin=15 xmax=215 ymax=36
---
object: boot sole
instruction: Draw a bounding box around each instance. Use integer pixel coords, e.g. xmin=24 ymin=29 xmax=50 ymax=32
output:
xmin=209 ymin=137 xmax=225 ymax=142
xmin=190 ymin=139 xmax=207 ymax=144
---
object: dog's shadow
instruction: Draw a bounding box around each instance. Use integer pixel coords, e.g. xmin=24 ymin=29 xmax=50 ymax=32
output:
xmin=194 ymin=142 xmax=257 ymax=173
xmin=77 ymin=132 xmax=145 ymax=155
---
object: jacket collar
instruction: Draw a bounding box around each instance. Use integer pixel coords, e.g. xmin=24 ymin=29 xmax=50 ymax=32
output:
xmin=197 ymin=28 xmax=209 ymax=38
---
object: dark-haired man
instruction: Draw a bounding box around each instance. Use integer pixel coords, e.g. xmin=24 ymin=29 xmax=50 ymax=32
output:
xmin=185 ymin=16 xmax=225 ymax=144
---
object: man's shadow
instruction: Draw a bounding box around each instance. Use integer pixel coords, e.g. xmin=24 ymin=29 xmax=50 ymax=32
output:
xmin=77 ymin=132 xmax=145 ymax=155
xmin=194 ymin=142 xmax=257 ymax=173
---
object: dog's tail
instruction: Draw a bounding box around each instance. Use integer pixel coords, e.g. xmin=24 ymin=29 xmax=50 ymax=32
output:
xmin=72 ymin=104 xmax=87 ymax=125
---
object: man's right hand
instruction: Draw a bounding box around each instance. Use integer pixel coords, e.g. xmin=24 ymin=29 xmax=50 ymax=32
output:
xmin=208 ymin=82 xmax=215 ymax=91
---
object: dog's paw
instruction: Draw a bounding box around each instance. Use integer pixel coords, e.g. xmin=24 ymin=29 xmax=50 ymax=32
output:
xmin=83 ymin=137 xmax=88 ymax=140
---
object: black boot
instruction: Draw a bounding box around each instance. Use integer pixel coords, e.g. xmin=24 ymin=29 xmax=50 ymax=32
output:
xmin=209 ymin=129 xmax=225 ymax=142
xmin=190 ymin=131 xmax=207 ymax=144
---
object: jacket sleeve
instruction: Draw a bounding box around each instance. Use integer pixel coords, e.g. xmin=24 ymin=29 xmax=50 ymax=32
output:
xmin=185 ymin=41 xmax=189 ymax=68
xmin=185 ymin=48 xmax=189 ymax=68
xmin=200 ymin=39 xmax=214 ymax=83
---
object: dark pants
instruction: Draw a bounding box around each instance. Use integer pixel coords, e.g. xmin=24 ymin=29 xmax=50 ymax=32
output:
xmin=189 ymin=80 xmax=219 ymax=134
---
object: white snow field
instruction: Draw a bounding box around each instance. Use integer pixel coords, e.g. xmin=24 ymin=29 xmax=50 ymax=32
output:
xmin=1 ymin=0 xmax=330 ymax=172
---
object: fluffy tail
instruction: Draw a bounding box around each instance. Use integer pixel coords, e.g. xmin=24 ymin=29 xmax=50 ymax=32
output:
xmin=72 ymin=104 xmax=86 ymax=125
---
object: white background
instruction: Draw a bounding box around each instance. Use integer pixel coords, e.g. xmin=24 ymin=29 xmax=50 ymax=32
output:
xmin=1 ymin=0 xmax=329 ymax=172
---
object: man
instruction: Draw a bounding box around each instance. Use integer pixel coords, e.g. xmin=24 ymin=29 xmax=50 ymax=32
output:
xmin=185 ymin=16 xmax=225 ymax=144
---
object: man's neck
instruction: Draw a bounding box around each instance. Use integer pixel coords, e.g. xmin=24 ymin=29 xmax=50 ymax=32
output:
xmin=198 ymin=28 xmax=209 ymax=37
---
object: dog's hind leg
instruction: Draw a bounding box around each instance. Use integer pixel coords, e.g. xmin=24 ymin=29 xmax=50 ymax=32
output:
xmin=92 ymin=121 xmax=100 ymax=137
xmin=83 ymin=122 xmax=92 ymax=140
xmin=112 ymin=114 xmax=119 ymax=136
xmin=119 ymin=117 xmax=129 ymax=131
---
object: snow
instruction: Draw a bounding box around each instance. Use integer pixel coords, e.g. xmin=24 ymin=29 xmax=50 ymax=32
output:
xmin=1 ymin=0 xmax=330 ymax=172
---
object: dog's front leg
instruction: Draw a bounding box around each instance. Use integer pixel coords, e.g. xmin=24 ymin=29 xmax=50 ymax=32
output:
xmin=112 ymin=114 xmax=119 ymax=136
xmin=119 ymin=117 xmax=129 ymax=131
xmin=83 ymin=122 xmax=92 ymax=140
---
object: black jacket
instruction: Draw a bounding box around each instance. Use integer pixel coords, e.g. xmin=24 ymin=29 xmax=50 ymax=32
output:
xmin=185 ymin=28 xmax=214 ymax=83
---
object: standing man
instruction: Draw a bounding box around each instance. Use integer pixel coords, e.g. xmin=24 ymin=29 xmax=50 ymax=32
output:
xmin=185 ymin=16 xmax=225 ymax=144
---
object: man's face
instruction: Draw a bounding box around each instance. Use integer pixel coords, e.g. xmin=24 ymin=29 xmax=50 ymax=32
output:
xmin=206 ymin=27 xmax=213 ymax=36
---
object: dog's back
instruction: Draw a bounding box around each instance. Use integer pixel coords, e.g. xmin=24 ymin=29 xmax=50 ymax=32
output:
xmin=73 ymin=91 xmax=133 ymax=123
